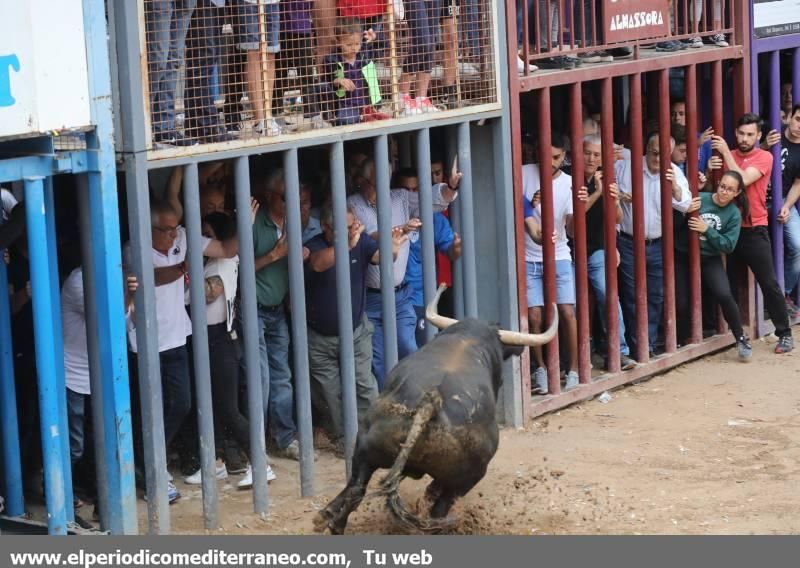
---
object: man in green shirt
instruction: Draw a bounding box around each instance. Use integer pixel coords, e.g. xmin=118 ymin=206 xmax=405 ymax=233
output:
xmin=252 ymin=169 xmax=307 ymax=460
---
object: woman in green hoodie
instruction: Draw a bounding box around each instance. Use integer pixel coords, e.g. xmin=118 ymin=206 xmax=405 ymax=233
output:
xmin=675 ymin=171 xmax=752 ymax=360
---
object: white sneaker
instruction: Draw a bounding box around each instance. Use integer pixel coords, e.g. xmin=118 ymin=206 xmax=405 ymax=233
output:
xmin=254 ymin=118 xmax=283 ymax=137
xmin=415 ymin=97 xmax=440 ymax=114
xmin=458 ymin=61 xmax=481 ymax=76
xmin=184 ymin=463 xmax=228 ymax=485
xmin=517 ymin=56 xmax=538 ymax=73
xmin=237 ymin=465 xmax=277 ymax=489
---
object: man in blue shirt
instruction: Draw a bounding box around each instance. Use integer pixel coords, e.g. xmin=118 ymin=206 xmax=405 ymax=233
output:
xmin=395 ymin=169 xmax=462 ymax=347
xmin=305 ymin=202 xmax=404 ymax=448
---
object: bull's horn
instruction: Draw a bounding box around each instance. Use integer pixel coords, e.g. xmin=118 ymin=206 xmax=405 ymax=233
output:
xmin=498 ymin=306 xmax=559 ymax=346
xmin=426 ymin=284 xmax=458 ymax=330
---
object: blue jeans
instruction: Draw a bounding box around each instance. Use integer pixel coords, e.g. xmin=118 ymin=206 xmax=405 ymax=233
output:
xmin=618 ymin=235 xmax=663 ymax=359
xmin=160 ymin=345 xmax=192 ymax=448
xmin=185 ymin=0 xmax=222 ymax=135
xmin=146 ymin=0 xmax=198 ymax=134
xmin=784 ymin=206 xmax=800 ymax=294
xmin=257 ymin=305 xmax=297 ymax=449
xmin=516 ymin=0 xmax=558 ymax=48
xmin=67 ymin=389 xmax=88 ymax=466
xmin=366 ymin=284 xmax=418 ymax=390
xmin=587 ymin=250 xmax=630 ymax=356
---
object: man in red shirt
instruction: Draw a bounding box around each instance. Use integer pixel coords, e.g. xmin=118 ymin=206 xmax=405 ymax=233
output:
xmin=710 ymin=113 xmax=794 ymax=354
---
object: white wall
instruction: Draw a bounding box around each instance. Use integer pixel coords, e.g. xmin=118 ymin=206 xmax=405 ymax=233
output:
xmin=0 ymin=0 xmax=91 ymax=139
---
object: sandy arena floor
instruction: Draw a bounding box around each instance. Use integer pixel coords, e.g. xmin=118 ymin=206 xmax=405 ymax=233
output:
xmin=153 ymin=328 xmax=800 ymax=535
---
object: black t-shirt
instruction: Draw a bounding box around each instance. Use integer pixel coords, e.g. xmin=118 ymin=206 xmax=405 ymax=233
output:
xmin=781 ymin=132 xmax=800 ymax=197
xmin=584 ymin=177 xmax=606 ymax=255
xmin=305 ymin=233 xmax=379 ymax=336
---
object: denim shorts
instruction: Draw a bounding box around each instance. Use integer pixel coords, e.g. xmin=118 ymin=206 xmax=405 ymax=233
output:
xmin=526 ymin=260 xmax=576 ymax=307
xmin=234 ymin=0 xmax=280 ymax=53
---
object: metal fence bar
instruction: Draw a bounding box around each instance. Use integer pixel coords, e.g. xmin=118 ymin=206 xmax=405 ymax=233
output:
xmin=234 ymin=156 xmax=270 ymax=514
xmin=629 ymin=72 xmax=649 ymax=364
xmin=23 ymin=177 xmax=67 ymax=535
xmin=537 ymin=87 xmax=560 ymax=395
xmin=183 ymin=162 xmax=219 ymax=530
xmin=0 ymin=257 xmax=23 ymax=517
xmin=76 ymin=176 xmax=111 ymax=531
xmin=794 ymin=48 xmax=800 ymax=308
xmin=685 ymin=64 xmax=703 ymax=345
xmin=600 ymin=77 xmax=621 ymax=373
xmin=124 ymin=154 xmax=170 ymax=534
xmin=44 ymin=178 xmax=74 ymax=523
xmin=329 ymin=141 xmax=358 ymax=476
xmin=658 ymin=70 xmax=677 ymax=355
xmin=569 ymin=83 xmax=591 ymax=383
xmin=768 ymin=51 xmax=785 ymax=293
xmin=374 ymin=135 xmax=399 ymax=373
xmin=283 ymin=148 xmax=315 ymax=496
xmin=447 ymin=132 xmax=466 ymax=320
xmin=457 ymin=122 xmax=479 ymax=318
xmin=416 ymin=129 xmax=437 ymax=343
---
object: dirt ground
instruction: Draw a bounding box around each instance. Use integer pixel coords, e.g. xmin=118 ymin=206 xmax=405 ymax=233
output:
xmin=160 ymin=328 xmax=800 ymax=535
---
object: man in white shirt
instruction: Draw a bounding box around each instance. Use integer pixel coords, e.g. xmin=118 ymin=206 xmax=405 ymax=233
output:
xmin=522 ymin=133 xmax=579 ymax=394
xmin=615 ymin=132 xmax=692 ymax=360
xmin=124 ymin=199 xmax=240 ymax=503
xmin=348 ymin=157 xmax=458 ymax=388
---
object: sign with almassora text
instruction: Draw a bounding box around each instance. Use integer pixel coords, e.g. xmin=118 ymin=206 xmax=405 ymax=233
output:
xmin=0 ymin=0 xmax=91 ymax=140
xmin=603 ymin=0 xmax=670 ymax=43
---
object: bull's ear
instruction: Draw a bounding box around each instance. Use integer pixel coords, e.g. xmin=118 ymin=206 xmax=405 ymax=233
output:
xmin=502 ymin=344 xmax=525 ymax=360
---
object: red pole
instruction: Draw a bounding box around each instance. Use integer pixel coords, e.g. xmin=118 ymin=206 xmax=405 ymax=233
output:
xmin=521 ymin=0 xmax=530 ymax=71
xmin=570 ymin=83 xmax=591 ymax=383
xmin=504 ymin=0 xmax=531 ymax=417
xmin=538 ymin=87 xmax=561 ymax=395
xmin=534 ymin=0 xmax=541 ymax=54
xmin=630 ymin=73 xmax=649 ymax=363
xmin=685 ymin=64 xmax=703 ymax=344
xmin=600 ymin=77 xmax=621 ymax=373
xmin=710 ymin=59 xmax=729 ymax=336
xmin=658 ymin=69 xmax=678 ymax=355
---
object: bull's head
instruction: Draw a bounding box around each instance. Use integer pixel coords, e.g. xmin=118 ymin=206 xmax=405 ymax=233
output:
xmin=425 ymin=284 xmax=559 ymax=348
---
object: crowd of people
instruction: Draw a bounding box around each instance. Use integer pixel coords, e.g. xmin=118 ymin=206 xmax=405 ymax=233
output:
xmin=0 ymin=136 xmax=463 ymax=527
xmin=519 ymin=99 xmax=799 ymax=394
xmin=145 ymin=0 xmax=491 ymax=146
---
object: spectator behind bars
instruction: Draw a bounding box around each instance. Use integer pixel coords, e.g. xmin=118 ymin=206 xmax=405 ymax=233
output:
xmin=521 ymin=133 xmax=579 ymax=394
xmin=301 ymin=183 xmax=323 ymax=244
xmin=778 ymin=104 xmax=800 ymax=317
xmin=709 ymin=113 xmax=794 ymax=354
xmin=305 ymin=203 xmax=405 ymax=451
xmin=124 ymin=197 xmax=243 ymax=504
xmin=183 ymin=211 xmax=277 ymax=489
xmin=577 ymin=135 xmax=637 ymax=371
xmin=251 ymin=169 xmax=306 ymax=460
xmin=670 ymin=100 xmax=714 ymax=176
xmin=615 ymin=131 xmax=692 ymax=361
xmin=347 ymin=157 xmax=459 ymax=388
xmin=324 ymin=18 xmax=389 ymax=126
xmin=394 ymin=167 xmax=462 ymax=347
xmin=62 ymin=268 xmax=138 ymax=525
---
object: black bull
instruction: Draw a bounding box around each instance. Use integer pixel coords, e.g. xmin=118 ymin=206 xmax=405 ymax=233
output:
xmin=314 ymin=287 xmax=558 ymax=534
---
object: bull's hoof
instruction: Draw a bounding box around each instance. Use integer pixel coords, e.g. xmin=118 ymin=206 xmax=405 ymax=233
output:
xmin=313 ymin=510 xmax=345 ymax=535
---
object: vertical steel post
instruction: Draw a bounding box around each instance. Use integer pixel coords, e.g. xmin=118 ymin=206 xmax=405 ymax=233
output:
xmin=630 ymin=73 xmax=649 ymax=363
xmin=76 ymin=177 xmax=111 ymax=531
xmin=234 ymin=157 xmax=269 ymax=514
xmin=124 ymin=154 xmax=170 ymax=534
xmin=794 ymin=48 xmax=800 ymax=105
xmin=769 ymin=51 xmax=785 ymax=293
xmin=374 ymin=135 xmax=399 ymax=372
xmin=538 ymin=88 xmax=560 ymax=395
xmin=283 ymin=149 xmax=315 ymax=496
xmin=457 ymin=122 xmax=479 ymax=318
xmin=658 ymin=70 xmax=677 ymax=355
xmin=44 ymin=178 xmax=74 ymax=523
xmin=685 ymin=64 xmax=703 ymax=344
xmin=569 ymin=84 xmax=591 ymax=382
xmin=24 ymin=177 xmax=67 ymax=535
xmin=445 ymin=132 xmax=465 ymax=320
xmin=600 ymin=78 xmax=621 ymax=373
xmin=329 ymin=142 xmax=358 ymax=476
xmin=0 ymin=258 xmax=23 ymax=517
xmin=416 ymin=129 xmax=437 ymax=343
xmin=183 ymin=163 xmax=219 ymax=529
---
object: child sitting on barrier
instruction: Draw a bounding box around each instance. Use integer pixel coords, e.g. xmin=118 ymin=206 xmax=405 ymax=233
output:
xmin=323 ymin=18 xmax=389 ymax=126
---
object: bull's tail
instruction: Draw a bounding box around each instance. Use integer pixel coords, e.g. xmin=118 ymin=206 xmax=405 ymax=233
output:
xmin=379 ymin=390 xmax=455 ymax=533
